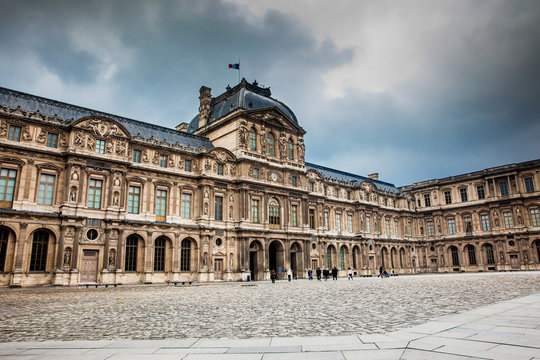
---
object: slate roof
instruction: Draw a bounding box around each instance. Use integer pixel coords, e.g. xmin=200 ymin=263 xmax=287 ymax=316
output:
xmin=0 ymin=87 xmax=213 ymax=151
xmin=188 ymin=79 xmax=298 ymax=133
xmin=306 ymin=162 xmax=400 ymax=194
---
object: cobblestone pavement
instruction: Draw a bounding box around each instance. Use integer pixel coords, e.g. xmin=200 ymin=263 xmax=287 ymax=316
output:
xmin=1 ymin=272 xmax=539 ymax=342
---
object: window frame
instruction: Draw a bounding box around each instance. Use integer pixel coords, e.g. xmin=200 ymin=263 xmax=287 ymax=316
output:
xmin=159 ymin=155 xmax=168 ymax=168
xmin=460 ymin=188 xmax=468 ymax=202
xmin=251 ymin=198 xmax=260 ymax=223
xmin=87 ymin=178 xmax=103 ymax=209
xmin=132 ymin=149 xmax=142 ymax=163
xmin=215 ymin=195 xmax=223 ymax=220
xmin=95 ymin=139 xmax=106 ymax=154
xmin=249 ymin=128 xmax=257 ymax=151
xmin=155 ymin=188 xmax=168 ymax=221
xmin=181 ymin=192 xmax=192 ymax=219
xmin=37 ymin=172 xmax=56 ymax=205
xmin=8 ymin=125 xmax=21 ymax=141
xmin=46 ymin=133 xmax=58 ymax=148
xmin=127 ymin=185 xmax=141 ymax=214
xmin=448 ymin=218 xmax=456 ymax=235
xmin=477 ymin=185 xmax=485 ymax=199
xmin=481 ymin=214 xmax=490 ymax=231
xmin=524 ymin=177 xmax=535 ymax=193
xmin=266 ymin=133 xmax=275 ymax=156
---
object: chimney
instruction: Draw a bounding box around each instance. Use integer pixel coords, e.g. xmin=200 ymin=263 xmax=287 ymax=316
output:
xmin=198 ymin=86 xmax=212 ymax=129
xmin=368 ymin=173 xmax=379 ymax=180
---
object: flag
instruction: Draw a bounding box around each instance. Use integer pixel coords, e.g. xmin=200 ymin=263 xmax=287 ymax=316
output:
xmin=228 ymin=63 xmax=240 ymax=70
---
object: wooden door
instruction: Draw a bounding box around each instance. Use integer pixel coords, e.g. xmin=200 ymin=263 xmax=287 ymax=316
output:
xmin=214 ymin=259 xmax=223 ymax=280
xmin=81 ymin=250 xmax=99 ymax=283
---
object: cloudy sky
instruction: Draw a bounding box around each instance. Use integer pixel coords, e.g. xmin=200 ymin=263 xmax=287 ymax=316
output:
xmin=1 ymin=0 xmax=539 ymax=186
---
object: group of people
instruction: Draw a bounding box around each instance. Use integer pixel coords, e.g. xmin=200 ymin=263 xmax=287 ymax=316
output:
xmin=270 ymin=267 xmax=356 ymax=282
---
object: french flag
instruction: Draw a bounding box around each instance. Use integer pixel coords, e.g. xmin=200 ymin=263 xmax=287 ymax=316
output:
xmin=228 ymin=63 xmax=240 ymax=70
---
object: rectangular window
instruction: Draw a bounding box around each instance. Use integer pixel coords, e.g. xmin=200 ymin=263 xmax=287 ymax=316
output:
xmin=500 ymin=181 xmax=509 ymax=196
xmin=385 ymin=219 xmax=390 ymax=237
xmin=292 ymin=205 xmax=298 ymax=227
xmin=324 ymin=187 xmax=327 ymax=196
xmin=0 ymin=168 xmax=17 ymax=208
xmin=159 ymin=155 xmax=167 ymax=168
xmin=324 ymin=211 xmax=329 ymax=230
xmin=530 ymin=208 xmax=539 ymax=227
xmin=448 ymin=218 xmax=456 ymax=235
xmin=215 ymin=196 xmax=223 ymax=220
xmin=217 ymin=164 xmax=224 ymax=175
xmin=336 ymin=213 xmax=341 ymax=232
xmin=460 ymin=188 xmax=468 ymax=202
xmin=292 ymin=176 xmax=297 ymax=187
xmin=477 ymin=185 xmax=485 ymax=199
xmin=503 ymin=211 xmax=513 ymax=229
xmin=8 ymin=125 xmax=21 ymax=141
xmin=427 ymin=221 xmax=434 ymax=236
xmin=394 ymin=220 xmax=399 ymax=236
xmin=309 ymin=209 xmax=315 ymax=229
xmin=95 ymin=139 xmax=106 ymax=154
xmin=464 ymin=216 xmax=472 ymax=233
xmin=524 ymin=177 xmax=534 ymax=193
xmin=184 ymin=159 xmax=192 ymax=172
xmin=127 ymin=186 xmax=140 ymax=214
xmin=444 ymin=191 xmax=452 ymax=204
xmin=481 ymin=214 xmax=490 ymax=231
xmin=408 ymin=221 xmax=412 ymax=236
xmin=181 ymin=193 xmax=191 ymax=219
xmin=253 ymin=168 xmax=259 ymax=179
xmin=132 ymin=150 xmax=141 ymax=163
xmin=46 ymin=133 xmax=58 ymax=148
xmin=424 ymin=193 xmax=431 ymax=207
xmin=251 ymin=199 xmax=259 ymax=223
xmin=87 ymin=179 xmax=103 ymax=209
xmin=366 ymin=216 xmax=371 ymax=233
xmin=309 ymin=182 xmax=314 ymax=192
xmin=348 ymin=214 xmax=353 ymax=232
xmin=155 ymin=189 xmax=167 ymax=221
xmin=37 ymin=174 xmax=55 ymax=205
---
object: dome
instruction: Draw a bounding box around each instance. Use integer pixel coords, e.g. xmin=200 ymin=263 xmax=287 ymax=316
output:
xmin=187 ymin=79 xmax=298 ymax=133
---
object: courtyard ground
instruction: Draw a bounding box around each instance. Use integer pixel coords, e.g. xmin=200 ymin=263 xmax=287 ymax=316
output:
xmin=1 ymin=272 xmax=539 ymax=341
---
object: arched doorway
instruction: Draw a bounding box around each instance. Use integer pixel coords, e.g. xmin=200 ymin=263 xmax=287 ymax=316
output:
xmin=268 ymin=240 xmax=285 ymax=276
xmin=249 ymin=240 xmax=264 ymax=280
xmin=290 ymin=242 xmax=302 ymax=278
xmin=381 ymin=247 xmax=389 ymax=269
xmin=352 ymin=246 xmax=360 ymax=269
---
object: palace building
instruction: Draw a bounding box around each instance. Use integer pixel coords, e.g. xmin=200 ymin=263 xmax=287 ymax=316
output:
xmin=0 ymin=79 xmax=539 ymax=287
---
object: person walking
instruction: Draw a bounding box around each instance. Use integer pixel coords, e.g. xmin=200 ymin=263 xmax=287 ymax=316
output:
xmin=287 ymin=268 xmax=292 ymax=282
xmin=323 ymin=268 xmax=329 ymax=281
xmin=308 ymin=269 xmax=313 ymax=280
xmin=332 ymin=266 xmax=338 ymax=280
xmin=378 ymin=266 xmax=384 ymax=278
xmin=348 ymin=267 xmax=353 ymax=280
xmin=271 ymin=269 xmax=277 ymax=283
xmin=316 ymin=267 xmax=322 ymax=281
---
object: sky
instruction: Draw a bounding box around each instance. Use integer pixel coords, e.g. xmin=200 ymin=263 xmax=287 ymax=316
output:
xmin=1 ymin=0 xmax=539 ymax=186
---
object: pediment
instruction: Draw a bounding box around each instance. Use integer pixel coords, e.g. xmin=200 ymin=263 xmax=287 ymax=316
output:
xmin=73 ymin=116 xmax=130 ymax=139
xmin=247 ymin=109 xmax=304 ymax=134
xmin=208 ymin=147 xmax=236 ymax=162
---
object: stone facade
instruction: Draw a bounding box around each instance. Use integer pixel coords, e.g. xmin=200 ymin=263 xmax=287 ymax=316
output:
xmin=0 ymin=80 xmax=538 ymax=287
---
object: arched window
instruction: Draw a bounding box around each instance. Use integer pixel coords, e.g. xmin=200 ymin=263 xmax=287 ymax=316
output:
xmin=485 ymin=244 xmax=495 ymax=264
xmin=266 ymin=133 xmax=275 ymax=156
xmin=180 ymin=238 xmax=191 ymax=271
xmin=154 ymin=237 xmax=166 ymax=272
xmin=125 ymin=235 xmax=138 ymax=272
xmin=30 ymin=230 xmax=49 ymax=271
xmin=450 ymin=246 xmax=459 ymax=266
xmin=269 ymin=198 xmax=280 ymax=228
xmin=0 ymin=228 xmax=9 ymax=272
xmin=326 ymin=246 xmax=332 ymax=268
xmin=249 ymin=128 xmax=257 ymax=151
xmin=288 ymin=139 xmax=294 ymax=160
xmin=467 ymin=245 xmax=477 ymax=265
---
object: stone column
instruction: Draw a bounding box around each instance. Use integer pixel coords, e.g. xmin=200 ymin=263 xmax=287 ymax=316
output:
xmin=144 ymin=231 xmax=153 ymax=283
xmin=53 ymin=225 xmax=67 ymax=286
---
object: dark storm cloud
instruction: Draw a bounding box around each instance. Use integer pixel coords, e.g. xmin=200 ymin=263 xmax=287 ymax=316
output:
xmin=0 ymin=0 xmax=538 ymax=186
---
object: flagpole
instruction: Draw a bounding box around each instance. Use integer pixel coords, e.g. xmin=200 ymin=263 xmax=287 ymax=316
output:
xmin=238 ymin=58 xmax=241 ymax=84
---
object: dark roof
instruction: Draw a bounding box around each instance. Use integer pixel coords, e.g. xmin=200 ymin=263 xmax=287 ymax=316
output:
xmin=0 ymin=87 xmax=213 ymax=152
xmin=306 ymin=162 xmax=400 ymax=194
xmin=188 ymin=79 xmax=298 ymax=133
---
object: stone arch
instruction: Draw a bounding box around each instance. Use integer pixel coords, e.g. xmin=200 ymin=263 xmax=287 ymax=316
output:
xmin=399 ymin=247 xmax=406 ymax=268
xmin=481 ymin=242 xmax=496 ymax=265
xmin=339 ymin=245 xmax=349 ymax=270
xmin=153 ymin=235 xmax=173 ymax=273
xmin=0 ymin=225 xmax=16 ymax=273
xmin=249 ymin=239 xmax=264 ymax=281
xmin=124 ymin=233 xmax=145 ymax=273
xmin=326 ymin=244 xmax=337 ymax=269
xmin=390 ymin=247 xmax=398 ymax=269
xmin=180 ymin=237 xmax=197 ymax=273
xmin=352 ymin=245 xmax=361 ymax=269
xmin=448 ymin=245 xmax=460 ymax=267
xmin=290 ymin=241 xmax=303 ymax=278
xmin=380 ymin=246 xmax=389 ymax=269
xmin=532 ymin=239 xmax=540 ymax=264
xmin=465 ymin=244 xmax=477 ymax=266
xmin=28 ymin=228 xmax=56 ymax=272
xmin=268 ymin=240 xmax=285 ymax=276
